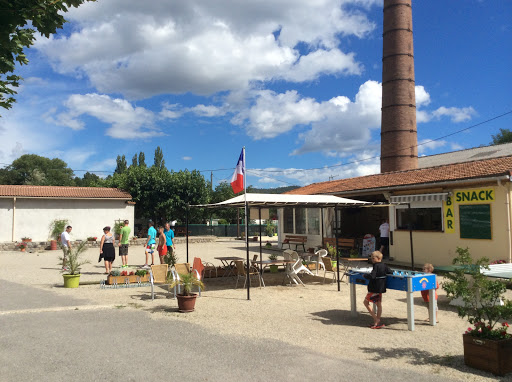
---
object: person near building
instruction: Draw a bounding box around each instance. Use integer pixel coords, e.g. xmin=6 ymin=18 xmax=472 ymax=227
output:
xmin=378 ymin=219 xmax=390 ymax=258
xmin=164 ymin=222 xmax=176 ymax=264
xmin=119 ymin=220 xmax=131 ymax=268
xmin=100 ymin=226 xmax=116 ymax=274
xmin=143 ymin=220 xmax=157 ymax=268
xmin=60 ymin=225 xmax=72 ymax=270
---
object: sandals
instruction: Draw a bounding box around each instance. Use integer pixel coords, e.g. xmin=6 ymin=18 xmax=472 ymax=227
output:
xmin=370 ymin=324 xmax=385 ymax=329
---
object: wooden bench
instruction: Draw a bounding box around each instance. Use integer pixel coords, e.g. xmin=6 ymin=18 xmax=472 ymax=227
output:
xmin=281 ymin=235 xmax=307 ymax=251
xmin=323 ymin=237 xmax=356 ymax=253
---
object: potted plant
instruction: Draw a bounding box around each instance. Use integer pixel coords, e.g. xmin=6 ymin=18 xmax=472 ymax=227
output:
xmin=443 ymin=247 xmax=512 ymax=376
xmin=268 ymin=254 xmax=279 ymax=273
xmin=21 ymin=237 xmax=32 ymax=243
xmin=326 ymin=243 xmax=337 ymax=267
xmin=107 ymin=269 xmax=149 ymax=285
xmin=87 ymin=236 xmax=97 ymax=242
xmin=168 ymin=273 xmax=204 ymax=312
xmin=59 ymin=241 xmax=90 ymax=288
xmin=265 ymin=241 xmax=272 ymax=249
xmin=17 ymin=242 xmax=27 ymax=252
xmin=49 ymin=219 xmax=69 ymax=250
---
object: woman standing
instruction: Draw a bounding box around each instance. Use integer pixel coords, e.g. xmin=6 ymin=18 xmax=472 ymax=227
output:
xmin=100 ymin=226 xmax=116 ymax=274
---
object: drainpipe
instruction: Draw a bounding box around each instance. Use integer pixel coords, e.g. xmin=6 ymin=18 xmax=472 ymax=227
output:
xmin=12 ymin=197 xmax=16 ymax=242
xmin=506 ymin=181 xmax=512 ymax=263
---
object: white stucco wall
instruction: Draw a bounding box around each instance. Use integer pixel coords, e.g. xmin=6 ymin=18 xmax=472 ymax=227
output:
xmin=0 ymin=198 xmax=134 ymax=242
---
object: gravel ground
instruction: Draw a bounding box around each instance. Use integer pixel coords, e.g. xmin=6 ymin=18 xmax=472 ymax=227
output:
xmin=1 ymin=237 xmax=510 ymax=381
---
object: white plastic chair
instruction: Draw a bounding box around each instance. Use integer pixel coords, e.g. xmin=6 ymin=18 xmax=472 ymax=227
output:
xmin=310 ymin=249 xmax=328 ymax=274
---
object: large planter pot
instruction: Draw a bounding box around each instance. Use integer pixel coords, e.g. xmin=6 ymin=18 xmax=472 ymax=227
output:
xmin=463 ymin=334 xmax=512 ymax=376
xmin=50 ymin=240 xmax=58 ymax=250
xmin=176 ymin=293 xmax=198 ymax=312
xmin=63 ymin=274 xmax=81 ymax=288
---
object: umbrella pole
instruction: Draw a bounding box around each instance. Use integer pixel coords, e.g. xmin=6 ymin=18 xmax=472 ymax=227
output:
xmin=335 ymin=206 xmax=340 ymax=292
xmin=259 ymin=208 xmax=262 ymax=273
xmin=186 ymin=207 xmax=189 ymax=264
xmin=246 ymin=205 xmax=250 ymax=300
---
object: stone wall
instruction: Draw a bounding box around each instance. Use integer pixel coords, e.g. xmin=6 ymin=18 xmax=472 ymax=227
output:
xmin=0 ymin=236 xmax=217 ymax=252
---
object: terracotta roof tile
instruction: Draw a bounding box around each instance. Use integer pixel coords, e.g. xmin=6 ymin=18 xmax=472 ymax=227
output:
xmin=0 ymin=185 xmax=132 ymax=199
xmin=286 ymin=156 xmax=512 ymax=195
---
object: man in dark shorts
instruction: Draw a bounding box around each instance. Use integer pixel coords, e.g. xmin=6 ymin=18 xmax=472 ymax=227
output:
xmin=379 ymin=219 xmax=390 ymax=259
xmin=119 ymin=220 xmax=131 ymax=268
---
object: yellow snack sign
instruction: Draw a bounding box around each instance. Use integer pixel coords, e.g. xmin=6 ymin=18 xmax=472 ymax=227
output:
xmin=444 ymin=188 xmax=494 ymax=233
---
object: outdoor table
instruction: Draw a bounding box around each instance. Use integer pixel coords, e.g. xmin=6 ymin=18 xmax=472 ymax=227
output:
xmin=252 ymin=259 xmax=296 ymax=284
xmin=214 ymin=256 xmax=244 ymax=277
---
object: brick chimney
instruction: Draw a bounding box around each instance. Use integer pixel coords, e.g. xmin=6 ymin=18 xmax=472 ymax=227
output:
xmin=381 ymin=0 xmax=418 ymax=173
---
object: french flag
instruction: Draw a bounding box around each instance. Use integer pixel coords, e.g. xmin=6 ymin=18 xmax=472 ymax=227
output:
xmin=230 ymin=149 xmax=245 ymax=194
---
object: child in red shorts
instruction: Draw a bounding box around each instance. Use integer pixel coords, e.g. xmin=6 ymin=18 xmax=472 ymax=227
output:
xmin=421 ymin=263 xmax=439 ymax=323
xmin=363 ymin=251 xmax=393 ymax=329
xmin=157 ymin=226 xmax=167 ymax=264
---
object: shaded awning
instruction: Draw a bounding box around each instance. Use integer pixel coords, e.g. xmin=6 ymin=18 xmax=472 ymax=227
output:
xmin=192 ymin=193 xmax=372 ymax=208
xmin=390 ymin=192 xmax=450 ymax=204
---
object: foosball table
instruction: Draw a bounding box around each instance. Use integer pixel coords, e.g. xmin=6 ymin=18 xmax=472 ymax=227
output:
xmin=348 ymin=268 xmax=437 ymax=331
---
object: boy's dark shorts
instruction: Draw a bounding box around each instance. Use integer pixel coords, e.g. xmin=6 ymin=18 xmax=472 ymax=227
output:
xmin=166 ymin=246 xmax=174 ymax=256
xmin=120 ymin=244 xmax=129 ymax=256
xmin=380 ymin=237 xmax=389 ymax=247
xmin=365 ymin=293 xmax=382 ymax=303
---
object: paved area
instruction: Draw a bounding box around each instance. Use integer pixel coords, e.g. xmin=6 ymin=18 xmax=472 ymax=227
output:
xmin=0 ymin=281 xmax=454 ymax=382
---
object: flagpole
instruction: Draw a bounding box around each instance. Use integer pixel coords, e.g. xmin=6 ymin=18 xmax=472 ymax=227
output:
xmin=243 ymin=146 xmax=250 ymax=301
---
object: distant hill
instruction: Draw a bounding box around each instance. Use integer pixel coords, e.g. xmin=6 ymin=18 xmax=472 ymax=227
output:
xmin=249 ymin=185 xmax=300 ymax=194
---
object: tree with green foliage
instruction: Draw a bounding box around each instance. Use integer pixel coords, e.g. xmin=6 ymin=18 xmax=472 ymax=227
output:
xmin=138 ymin=152 xmax=146 ymax=168
xmin=74 ymin=171 xmax=101 ymax=187
xmin=0 ymin=0 xmax=95 ymax=112
xmin=153 ymin=146 xmax=165 ymax=170
xmin=114 ymin=155 xmax=127 ymax=174
xmin=491 ymin=129 xmax=512 ymax=145
xmin=131 ymin=154 xmax=138 ymax=167
xmin=0 ymin=154 xmax=74 ymax=185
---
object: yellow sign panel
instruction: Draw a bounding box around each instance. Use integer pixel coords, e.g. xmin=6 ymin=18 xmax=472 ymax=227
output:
xmin=454 ymin=188 xmax=494 ymax=204
xmin=444 ymin=196 xmax=455 ymax=233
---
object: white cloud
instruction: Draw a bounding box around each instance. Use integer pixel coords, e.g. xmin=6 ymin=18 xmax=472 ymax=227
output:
xmin=182 ymin=156 xmax=192 ymax=161
xmin=35 ymin=0 xmax=377 ymax=99
xmin=417 ymin=139 xmax=446 ymax=155
xmin=432 ymin=106 xmax=477 ymax=123
xmin=415 ymin=86 xmax=431 ymax=107
xmin=188 ymin=105 xmax=226 ymax=117
xmin=55 ymin=94 xmax=163 ymax=139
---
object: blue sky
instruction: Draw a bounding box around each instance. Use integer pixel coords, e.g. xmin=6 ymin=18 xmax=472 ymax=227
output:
xmin=1 ymin=0 xmax=511 ymax=188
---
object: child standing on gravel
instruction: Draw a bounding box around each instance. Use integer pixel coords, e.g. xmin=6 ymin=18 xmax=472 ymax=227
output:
xmin=363 ymin=251 xmax=393 ymax=329
xmin=421 ymin=263 xmax=439 ymax=323
xmin=157 ymin=226 xmax=167 ymax=264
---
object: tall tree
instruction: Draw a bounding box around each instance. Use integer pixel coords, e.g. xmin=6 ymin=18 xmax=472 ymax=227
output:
xmin=138 ymin=152 xmax=146 ymax=168
xmin=74 ymin=171 xmax=102 ymax=187
xmin=491 ymin=129 xmax=512 ymax=145
xmin=1 ymin=154 xmax=74 ymax=185
xmin=153 ymin=146 xmax=165 ymax=170
xmin=114 ymin=155 xmax=127 ymax=174
xmin=131 ymin=154 xmax=138 ymax=167
xmin=0 ymin=0 xmax=95 ymax=112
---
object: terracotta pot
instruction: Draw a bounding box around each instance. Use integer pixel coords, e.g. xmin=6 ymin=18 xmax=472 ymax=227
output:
xmin=50 ymin=240 xmax=58 ymax=250
xmin=463 ymin=333 xmax=512 ymax=376
xmin=22 ymin=239 xmax=32 ymax=243
xmin=20 ymin=248 xmax=26 ymax=252
xmin=176 ymin=293 xmax=198 ymax=312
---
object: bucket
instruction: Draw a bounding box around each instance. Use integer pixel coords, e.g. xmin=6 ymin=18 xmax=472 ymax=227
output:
xmin=63 ymin=274 xmax=81 ymax=288
xmin=50 ymin=240 xmax=58 ymax=250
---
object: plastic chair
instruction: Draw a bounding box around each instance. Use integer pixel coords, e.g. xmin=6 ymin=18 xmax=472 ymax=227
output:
xmin=192 ymin=257 xmax=218 ymax=279
xmin=311 ymin=249 xmax=328 ymax=274
xmin=234 ymin=260 xmax=264 ymax=289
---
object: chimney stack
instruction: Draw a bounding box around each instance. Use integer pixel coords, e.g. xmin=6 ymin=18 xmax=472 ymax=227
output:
xmin=381 ymin=0 xmax=418 ymax=173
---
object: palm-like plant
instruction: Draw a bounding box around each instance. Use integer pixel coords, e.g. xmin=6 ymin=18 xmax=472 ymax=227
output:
xmin=59 ymin=241 xmax=90 ymax=275
xmin=49 ymin=219 xmax=68 ymax=241
xmin=168 ymin=272 xmax=204 ymax=296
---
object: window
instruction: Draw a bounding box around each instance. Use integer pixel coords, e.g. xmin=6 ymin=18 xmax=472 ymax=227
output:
xmin=396 ymin=207 xmax=442 ymax=231
xmin=283 ymin=207 xmax=294 ymax=233
xmin=459 ymin=204 xmax=491 ymax=239
xmin=307 ymin=208 xmax=320 ymax=235
xmin=295 ymin=208 xmax=306 ymax=234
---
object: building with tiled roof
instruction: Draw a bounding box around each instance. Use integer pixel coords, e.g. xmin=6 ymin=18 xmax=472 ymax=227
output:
xmin=0 ymin=185 xmax=134 ymax=242
xmin=280 ymin=155 xmax=512 ymax=267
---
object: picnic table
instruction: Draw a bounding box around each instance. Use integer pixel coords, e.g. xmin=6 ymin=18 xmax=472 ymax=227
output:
xmin=214 ymin=256 xmax=244 ymax=277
